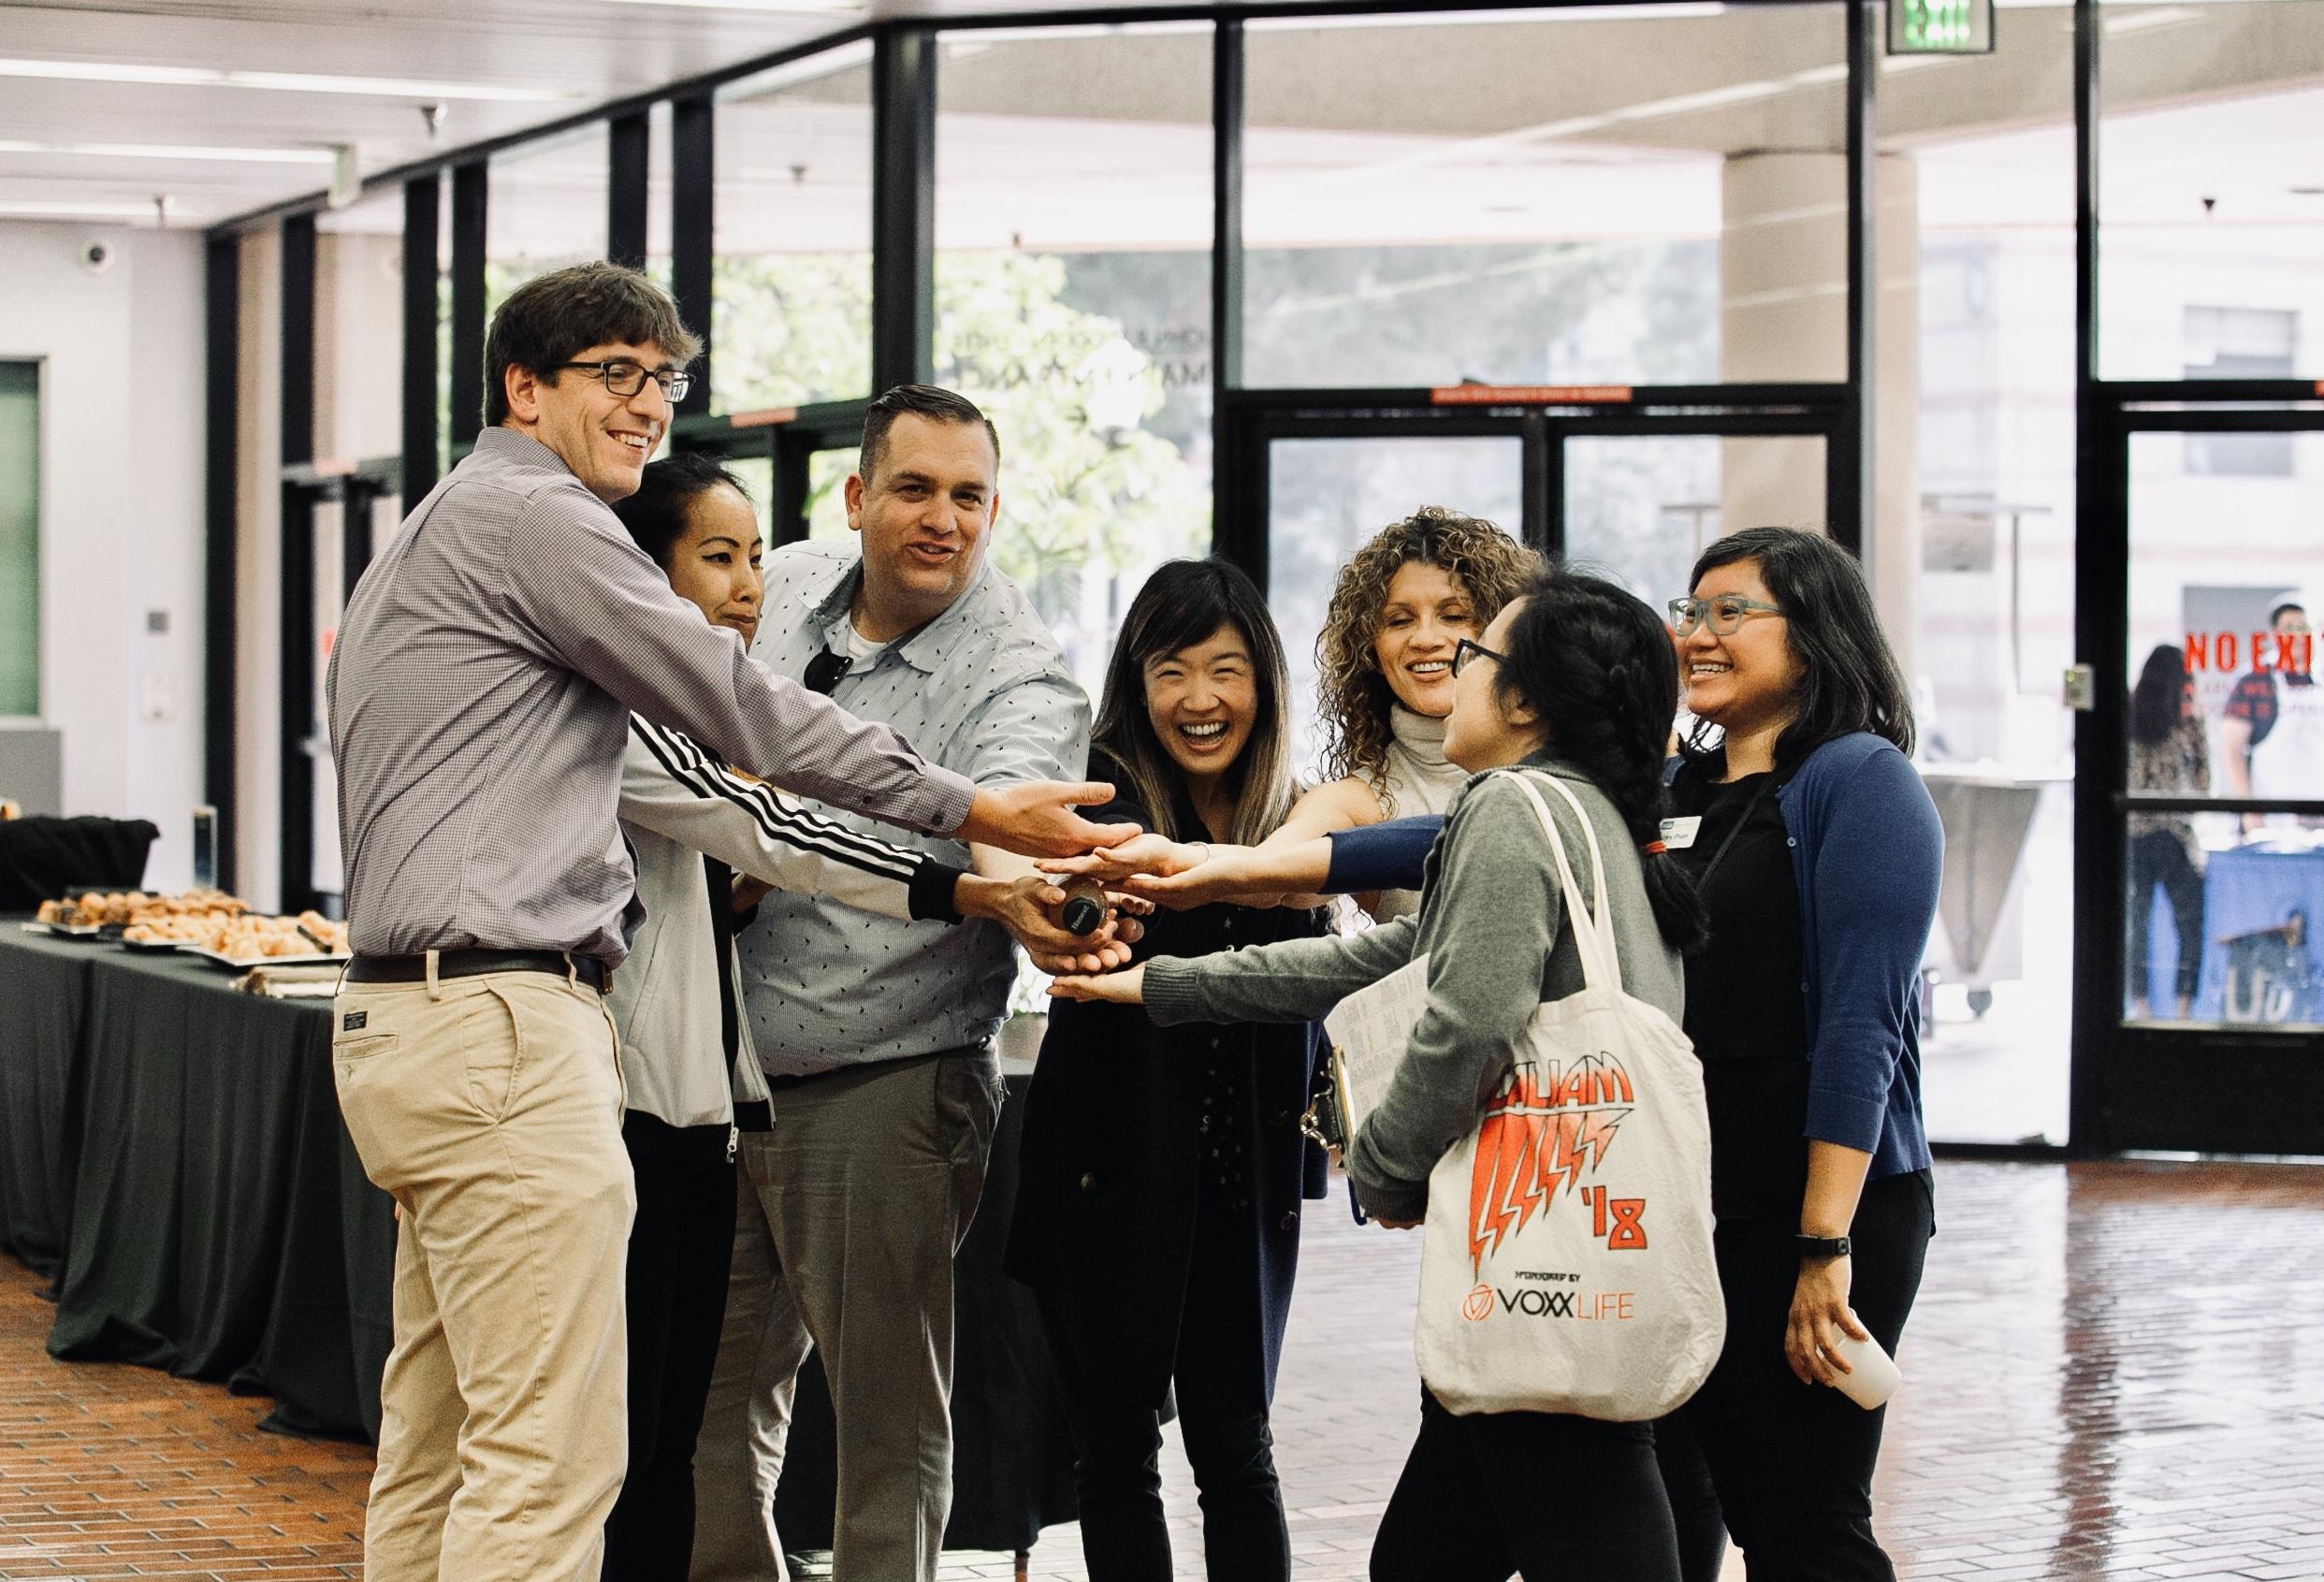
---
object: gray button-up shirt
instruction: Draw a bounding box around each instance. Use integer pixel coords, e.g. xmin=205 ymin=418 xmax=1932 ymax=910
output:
xmin=738 ymin=541 xmax=1089 ymax=1073
xmin=326 ymin=429 xmax=976 ymax=966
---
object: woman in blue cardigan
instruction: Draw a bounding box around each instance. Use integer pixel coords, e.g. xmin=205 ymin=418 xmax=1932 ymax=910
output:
xmin=1654 ymin=526 xmax=1939 ymax=1582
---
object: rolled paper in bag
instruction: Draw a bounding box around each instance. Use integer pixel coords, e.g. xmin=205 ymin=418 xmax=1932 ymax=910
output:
xmin=1830 ymin=1328 xmax=1902 ymax=1411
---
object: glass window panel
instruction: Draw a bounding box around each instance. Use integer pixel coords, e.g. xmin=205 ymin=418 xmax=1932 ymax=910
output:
xmin=2125 ymin=426 xmax=2324 ymax=1028
xmin=1242 ymin=4 xmax=1848 ymax=389
xmin=0 ymin=360 xmax=36 ymax=718
xmin=435 ymin=180 xmax=453 ymax=476
xmin=724 ymin=452 xmax=775 ymax=544
xmin=311 ymin=497 xmax=343 ymax=904
xmin=1562 ymin=434 xmax=1825 ymax=608
xmin=1268 ymin=435 xmax=1525 ymax=777
xmin=935 ymin=23 xmax=1215 ymax=699
xmin=1883 ymin=0 xmax=2080 ymax=1143
xmin=316 ymin=187 xmax=405 ymax=464
xmin=488 ymin=125 xmax=610 ymax=317
xmin=2099 ymin=0 xmax=2324 ymax=380
xmin=806 ymin=447 xmax=853 ymax=541
xmin=646 ymin=100 xmax=675 ymax=298
xmin=714 ymin=44 xmax=875 ymax=414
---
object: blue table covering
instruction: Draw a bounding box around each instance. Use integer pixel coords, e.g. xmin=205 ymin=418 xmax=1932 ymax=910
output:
xmin=2151 ymin=846 xmax=2324 ymax=1023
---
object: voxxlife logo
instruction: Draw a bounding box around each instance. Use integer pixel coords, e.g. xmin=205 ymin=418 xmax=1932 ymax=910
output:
xmin=1461 ymin=1276 xmax=1637 ymax=1324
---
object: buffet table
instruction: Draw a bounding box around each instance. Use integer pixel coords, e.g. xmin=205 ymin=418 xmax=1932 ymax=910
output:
xmin=0 ymin=925 xmax=96 ymax=1280
xmin=0 ymin=921 xmax=1076 ymax=1550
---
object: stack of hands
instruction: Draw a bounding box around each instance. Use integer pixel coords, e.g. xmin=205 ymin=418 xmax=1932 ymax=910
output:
xmin=944 ymin=778 xmax=1324 ymax=980
xmin=726 ymin=778 xmax=1292 ymax=980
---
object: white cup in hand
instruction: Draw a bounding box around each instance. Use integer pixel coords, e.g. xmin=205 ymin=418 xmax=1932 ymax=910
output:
xmin=1828 ymin=1328 xmax=1901 ymax=1411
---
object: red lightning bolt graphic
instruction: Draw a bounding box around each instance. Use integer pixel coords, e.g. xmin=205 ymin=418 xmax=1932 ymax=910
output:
xmin=1465 ymin=1057 xmax=1632 ymax=1275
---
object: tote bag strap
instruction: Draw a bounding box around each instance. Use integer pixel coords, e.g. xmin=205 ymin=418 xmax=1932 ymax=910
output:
xmin=1495 ymin=769 xmax=1623 ymax=995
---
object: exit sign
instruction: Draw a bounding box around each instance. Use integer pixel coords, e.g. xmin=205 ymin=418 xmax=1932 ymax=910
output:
xmin=1888 ymin=0 xmax=1994 ymax=55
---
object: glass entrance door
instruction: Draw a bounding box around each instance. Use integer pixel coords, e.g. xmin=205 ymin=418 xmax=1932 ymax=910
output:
xmin=2084 ymin=410 xmax=2324 ymax=1154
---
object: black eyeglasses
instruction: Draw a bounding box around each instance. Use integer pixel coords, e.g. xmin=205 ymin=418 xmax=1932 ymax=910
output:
xmin=1450 ymin=637 xmax=1504 ymax=678
xmin=554 ymin=358 xmax=692 ymax=403
xmin=803 ymin=647 xmax=852 ymax=695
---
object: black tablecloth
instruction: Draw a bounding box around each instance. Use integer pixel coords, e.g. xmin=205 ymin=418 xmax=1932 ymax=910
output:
xmin=0 ymin=922 xmax=1075 ymax=1549
xmin=0 ymin=925 xmax=98 ymax=1279
xmin=45 ymin=944 xmax=356 ymax=1396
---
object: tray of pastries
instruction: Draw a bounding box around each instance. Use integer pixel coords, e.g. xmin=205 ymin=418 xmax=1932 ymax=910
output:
xmin=30 ymin=888 xmax=249 ymax=937
xmin=170 ymin=909 xmax=351 ymax=968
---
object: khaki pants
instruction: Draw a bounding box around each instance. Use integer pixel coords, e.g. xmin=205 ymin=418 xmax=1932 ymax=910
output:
xmin=690 ymin=1048 xmax=1004 ymax=1582
xmin=332 ymin=964 xmax=635 ymax=1582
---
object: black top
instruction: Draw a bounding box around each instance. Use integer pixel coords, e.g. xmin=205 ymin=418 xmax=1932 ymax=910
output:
xmin=1002 ymin=753 xmax=1328 ymax=1406
xmin=1670 ymin=761 xmax=1812 ymax=1221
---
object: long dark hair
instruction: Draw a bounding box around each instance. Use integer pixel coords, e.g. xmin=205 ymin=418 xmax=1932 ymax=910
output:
xmin=2130 ymin=645 xmax=2189 ymax=746
xmin=1494 ymin=570 xmax=1707 ymax=954
xmin=1682 ymin=527 xmax=1913 ymax=769
xmin=1092 ymin=559 xmax=1298 ymax=847
xmin=609 ymin=451 xmax=750 ymax=568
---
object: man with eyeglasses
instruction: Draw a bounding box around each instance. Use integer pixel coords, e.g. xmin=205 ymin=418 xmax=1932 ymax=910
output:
xmin=325 ymin=265 xmax=1126 ymax=1582
xmin=690 ymin=385 xmax=1086 ymax=1582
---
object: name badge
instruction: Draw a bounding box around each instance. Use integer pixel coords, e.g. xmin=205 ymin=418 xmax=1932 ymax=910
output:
xmin=1660 ymin=816 xmax=1703 ymax=851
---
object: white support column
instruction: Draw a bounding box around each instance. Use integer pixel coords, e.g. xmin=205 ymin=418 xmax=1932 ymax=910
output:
xmin=1721 ymin=150 xmax=1923 ymax=683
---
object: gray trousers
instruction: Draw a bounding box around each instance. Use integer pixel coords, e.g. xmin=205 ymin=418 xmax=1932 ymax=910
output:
xmin=690 ymin=1048 xmax=1005 ymax=1582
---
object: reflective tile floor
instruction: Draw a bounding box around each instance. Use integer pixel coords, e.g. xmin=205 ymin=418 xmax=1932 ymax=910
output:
xmin=2 ymin=1160 xmax=2319 ymax=1580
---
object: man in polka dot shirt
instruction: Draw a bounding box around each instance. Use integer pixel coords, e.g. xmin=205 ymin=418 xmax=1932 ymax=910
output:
xmin=692 ymin=385 xmax=1089 ymax=1582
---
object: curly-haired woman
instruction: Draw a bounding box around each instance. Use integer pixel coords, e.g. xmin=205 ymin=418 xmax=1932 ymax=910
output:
xmin=1059 ymin=508 xmax=1537 ymax=922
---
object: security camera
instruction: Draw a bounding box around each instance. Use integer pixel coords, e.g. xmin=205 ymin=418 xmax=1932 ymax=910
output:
xmin=80 ymin=239 xmax=115 ymax=274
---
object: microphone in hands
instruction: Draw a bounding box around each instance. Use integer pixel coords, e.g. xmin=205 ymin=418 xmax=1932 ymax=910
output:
xmin=958 ymin=873 xmax=1148 ymax=975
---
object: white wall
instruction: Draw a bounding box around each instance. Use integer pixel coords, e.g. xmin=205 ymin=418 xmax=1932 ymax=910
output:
xmin=0 ymin=221 xmax=207 ymax=893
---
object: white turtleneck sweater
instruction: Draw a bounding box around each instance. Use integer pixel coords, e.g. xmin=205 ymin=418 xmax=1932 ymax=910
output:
xmin=1368 ymin=704 xmax=1470 ymax=922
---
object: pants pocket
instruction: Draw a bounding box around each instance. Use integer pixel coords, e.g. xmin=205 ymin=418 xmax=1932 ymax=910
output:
xmin=483 ymin=975 xmax=624 ymax=1127
xmin=936 ymin=1052 xmax=1005 ymax=1168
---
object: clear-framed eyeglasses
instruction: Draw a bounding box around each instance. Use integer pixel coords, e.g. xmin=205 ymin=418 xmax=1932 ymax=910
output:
xmin=1667 ymin=595 xmax=1785 ymax=638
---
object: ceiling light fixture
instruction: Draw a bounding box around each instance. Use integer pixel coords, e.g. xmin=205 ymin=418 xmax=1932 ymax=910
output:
xmin=592 ymin=0 xmax=861 ymax=10
xmin=0 ymin=138 xmax=335 ymax=165
xmin=0 ymin=198 xmax=183 ymax=219
xmin=0 ymin=57 xmax=576 ymax=102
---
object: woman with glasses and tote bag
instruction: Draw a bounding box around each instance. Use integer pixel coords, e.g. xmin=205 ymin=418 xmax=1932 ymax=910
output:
xmin=1653 ymin=527 xmax=1940 ymax=1582
xmin=1052 ymin=570 xmax=1718 ymax=1581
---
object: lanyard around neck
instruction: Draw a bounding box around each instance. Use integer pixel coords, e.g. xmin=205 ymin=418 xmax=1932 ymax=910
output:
xmin=1696 ymin=775 xmax=1781 ymax=889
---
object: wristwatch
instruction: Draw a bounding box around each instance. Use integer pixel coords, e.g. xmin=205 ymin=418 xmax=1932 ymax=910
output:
xmin=1796 ymin=1234 xmax=1852 ymax=1261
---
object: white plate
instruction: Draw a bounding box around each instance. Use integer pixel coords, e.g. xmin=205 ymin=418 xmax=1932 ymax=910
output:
xmin=178 ymin=945 xmax=351 ymax=970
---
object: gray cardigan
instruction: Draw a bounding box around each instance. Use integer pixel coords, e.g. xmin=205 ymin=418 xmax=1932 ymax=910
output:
xmin=1143 ymin=756 xmax=1685 ymax=1222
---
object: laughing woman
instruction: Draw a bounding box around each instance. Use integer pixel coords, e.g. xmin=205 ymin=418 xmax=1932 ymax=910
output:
xmin=1003 ymin=559 xmax=1328 ymax=1582
xmin=1050 ymin=509 xmax=1535 ymax=921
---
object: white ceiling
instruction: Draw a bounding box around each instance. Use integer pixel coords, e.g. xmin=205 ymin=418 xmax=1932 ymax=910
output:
xmin=0 ymin=0 xmax=2317 ymax=235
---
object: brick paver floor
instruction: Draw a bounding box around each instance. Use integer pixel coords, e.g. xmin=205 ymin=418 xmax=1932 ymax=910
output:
xmin=3 ymin=1160 xmax=2319 ymax=1580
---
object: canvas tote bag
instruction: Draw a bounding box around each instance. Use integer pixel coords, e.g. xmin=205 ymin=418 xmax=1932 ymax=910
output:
xmin=1414 ymin=769 xmax=1723 ymax=1420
